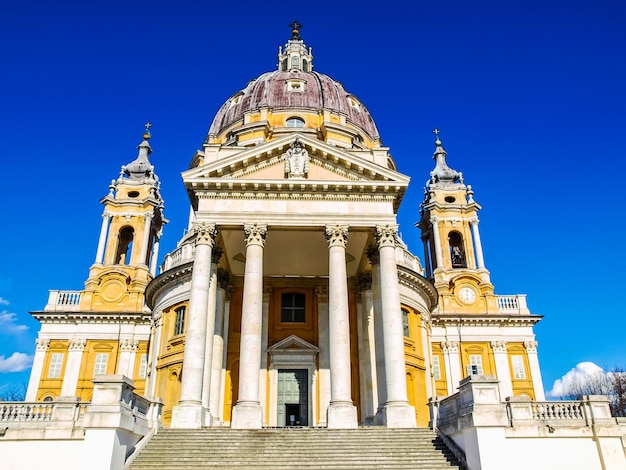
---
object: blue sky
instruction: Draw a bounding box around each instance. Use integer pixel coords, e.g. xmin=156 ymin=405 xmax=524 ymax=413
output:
xmin=1 ymin=1 xmax=625 ymax=397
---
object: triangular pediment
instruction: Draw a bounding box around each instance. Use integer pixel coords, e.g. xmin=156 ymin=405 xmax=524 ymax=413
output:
xmin=182 ymin=133 xmax=410 ymax=185
xmin=267 ymin=334 xmax=319 ymax=353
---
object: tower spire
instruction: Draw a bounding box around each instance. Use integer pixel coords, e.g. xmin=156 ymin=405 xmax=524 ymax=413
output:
xmin=429 ymin=129 xmax=462 ymax=185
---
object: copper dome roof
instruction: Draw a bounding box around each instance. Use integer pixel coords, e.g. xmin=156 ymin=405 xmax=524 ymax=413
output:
xmin=208 ymin=70 xmax=380 ymax=142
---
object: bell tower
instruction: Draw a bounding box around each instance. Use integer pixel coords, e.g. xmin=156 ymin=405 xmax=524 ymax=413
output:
xmin=417 ymin=130 xmax=498 ymax=314
xmin=82 ymin=123 xmax=167 ymax=312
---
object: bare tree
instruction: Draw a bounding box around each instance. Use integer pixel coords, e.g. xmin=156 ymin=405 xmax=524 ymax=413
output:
xmin=554 ymin=368 xmax=626 ymax=417
xmin=0 ymin=384 xmax=27 ymax=402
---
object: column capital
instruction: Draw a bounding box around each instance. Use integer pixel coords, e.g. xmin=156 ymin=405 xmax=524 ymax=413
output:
xmin=469 ymin=217 xmax=479 ymax=225
xmin=35 ymin=338 xmax=50 ymax=351
xmin=524 ymin=340 xmax=538 ymax=353
xmin=120 ymin=339 xmax=139 ymax=352
xmin=69 ymin=338 xmax=86 ymax=351
xmin=102 ymin=211 xmax=112 ymax=220
xmin=217 ymin=268 xmax=231 ymax=289
xmin=211 ymin=246 xmax=224 ymax=265
xmin=153 ymin=311 xmax=163 ymax=328
xmin=441 ymin=340 xmax=459 ymax=353
xmin=491 ymin=340 xmax=507 ymax=353
xmin=357 ymin=272 xmax=372 ymax=291
xmin=366 ymin=245 xmax=379 ymax=265
xmin=374 ymin=224 xmax=398 ymax=249
xmin=193 ymin=223 xmax=218 ymax=247
xmin=315 ymin=286 xmax=329 ymax=302
xmin=430 ymin=215 xmax=440 ymax=224
xmin=243 ymin=223 xmax=268 ymax=247
xmin=325 ymin=225 xmax=349 ymax=248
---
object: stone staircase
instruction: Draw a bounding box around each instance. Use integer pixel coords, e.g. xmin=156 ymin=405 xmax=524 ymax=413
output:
xmin=127 ymin=427 xmax=464 ymax=469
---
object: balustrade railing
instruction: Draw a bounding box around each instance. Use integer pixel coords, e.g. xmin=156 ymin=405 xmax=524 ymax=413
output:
xmin=161 ymin=242 xmax=195 ymax=272
xmin=531 ymin=401 xmax=584 ymax=420
xmin=496 ymin=295 xmax=529 ymax=314
xmin=45 ymin=290 xmax=82 ymax=311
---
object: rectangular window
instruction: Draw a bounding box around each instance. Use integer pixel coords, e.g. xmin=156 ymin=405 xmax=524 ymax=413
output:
xmin=402 ymin=309 xmax=410 ymax=337
xmin=468 ymin=354 xmax=484 ymax=375
xmin=94 ymin=353 xmax=108 ymax=376
xmin=511 ymin=355 xmax=526 ymax=379
xmin=432 ymin=355 xmax=441 ymax=380
xmin=48 ymin=353 xmax=64 ymax=379
xmin=281 ymin=293 xmax=306 ymax=323
xmin=138 ymin=353 xmax=148 ymax=379
xmin=174 ymin=306 xmax=186 ymax=336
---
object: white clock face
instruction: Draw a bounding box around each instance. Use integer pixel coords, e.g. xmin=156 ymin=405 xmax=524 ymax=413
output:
xmin=458 ymin=287 xmax=477 ymax=304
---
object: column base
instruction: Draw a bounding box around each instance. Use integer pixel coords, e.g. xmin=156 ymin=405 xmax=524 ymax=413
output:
xmin=170 ymin=402 xmax=209 ymax=429
xmin=327 ymin=401 xmax=358 ymax=429
xmin=231 ymin=401 xmax=263 ymax=429
xmin=382 ymin=401 xmax=416 ymax=428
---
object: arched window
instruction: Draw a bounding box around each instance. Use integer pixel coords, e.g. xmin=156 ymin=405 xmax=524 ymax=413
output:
xmin=302 ymin=59 xmax=309 ymax=72
xmin=448 ymin=231 xmax=467 ymax=268
xmin=286 ymin=117 xmax=305 ymax=128
xmin=401 ymin=308 xmax=410 ymax=337
xmin=115 ymin=227 xmax=134 ymax=265
xmin=291 ymin=56 xmax=299 ymax=69
xmin=281 ymin=58 xmax=288 ymax=71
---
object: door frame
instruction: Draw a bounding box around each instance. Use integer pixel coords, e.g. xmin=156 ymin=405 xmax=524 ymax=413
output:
xmin=267 ymin=335 xmax=318 ymax=427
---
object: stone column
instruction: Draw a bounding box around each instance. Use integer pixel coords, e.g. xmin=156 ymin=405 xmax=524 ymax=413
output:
xmin=316 ymin=286 xmax=330 ymax=427
xmin=420 ymin=314 xmax=434 ymax=399
xmin=218 ymin=288 xmax=232 ymax=421
xmin=325 ymin=225 xmax=357 ymax=429
xmin=26 ymin=339 xmax=50 ymax=401
xmin=95 ymin=212 xmax=111 ymax=264
xmin=421 ymin=235 xmax=432 ymax=278
xmin=259 ymin=287 xmax=271 ymax=425
xmin=210 ymin=269 xmax=229 ymax=424
xmin=231 ymin=223 xmax=267 ymax=429
xmin=525 ymin=341 xmax=545 ymax=400
xmin=202 ymin=247 xmax=222 ymax=421
xmin=491 ymin=341 xmax=513 ymax=399
xmin=61 ymin=338 xmax=86 ymax=397
xmin=171 ymin=222 xmax=217 ymax=429
xmin=357 ymin=273 xmax=377 ymax=423
xmin=470 ymin=218 xmax=485 ymax=269
xmin=442 ymin=341 xmax=461 ymax=394
xmin=148 ymin=312 xmax=163 ymax=397
xmin=375 ymin=225 xmax=416 ymax=428
xmin=431 ymin=216 xmax=444 ymax=270
xmin=367 ymin=246 xmax=387 ymax=425
xmin=138 ymin=213 xmax=153 ymax=266
xmin=150 ymin=231 xmax=161 ymax=276
xmin=117 ymin=339 xmax=139 ymax=378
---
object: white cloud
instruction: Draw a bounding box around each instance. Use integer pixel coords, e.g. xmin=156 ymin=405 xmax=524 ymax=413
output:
xmin=0 ymin=352 xmax=33 ymax=373
xmin=547 ymin=361 xmax=605 ymax=398
xmin=0 ymin=297 xmax=8 ymax=306
xmin=0 ymin=310 xmax=28 ymax=335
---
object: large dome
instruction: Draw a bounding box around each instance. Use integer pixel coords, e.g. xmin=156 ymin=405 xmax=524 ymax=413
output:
xmin=208 ymin=70 xmax=380 ymax=141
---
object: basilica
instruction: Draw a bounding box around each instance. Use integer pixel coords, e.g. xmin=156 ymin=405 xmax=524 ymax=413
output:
xmin=25 ymin=23 xmax=546 ymax=432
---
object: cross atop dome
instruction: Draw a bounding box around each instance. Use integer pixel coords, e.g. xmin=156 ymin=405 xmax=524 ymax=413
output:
xmin=289 ymin=20 xmax=302 ymax=39
xmin=278 ymin=21 xmax=314 ymax=72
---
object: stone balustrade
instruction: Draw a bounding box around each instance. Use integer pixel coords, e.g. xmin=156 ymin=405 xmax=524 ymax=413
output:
xmin=428 ymin=376 xmax=626 ymax=470
xmin=395 ymin=245 xmax=424 ymax=274
xmin=160 ymin=242 xmax=195 ymax=273
xmin=496 ymin=294 xmax=530 ymax=315
xmin=45 ymin=290 xmax=82 ymax=311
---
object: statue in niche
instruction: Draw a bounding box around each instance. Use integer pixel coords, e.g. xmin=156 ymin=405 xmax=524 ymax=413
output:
xmin=284 ymin=139 xmax=309 ymax=179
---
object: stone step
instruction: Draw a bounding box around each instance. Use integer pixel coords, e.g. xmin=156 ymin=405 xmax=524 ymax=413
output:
xmin=127 ymin=428 xmax=463 ymax=470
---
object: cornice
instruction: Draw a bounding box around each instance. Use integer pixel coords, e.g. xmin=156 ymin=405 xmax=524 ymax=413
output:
xmin=397 ymin=266 xmax=438 ymax=311
xmin=145 ymin=262 xmax=193 ymax=310
xmin=431 ymin=314 xmax=543 ymax=328
xmin=30 ymin=310 xmax=151 ymax=324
